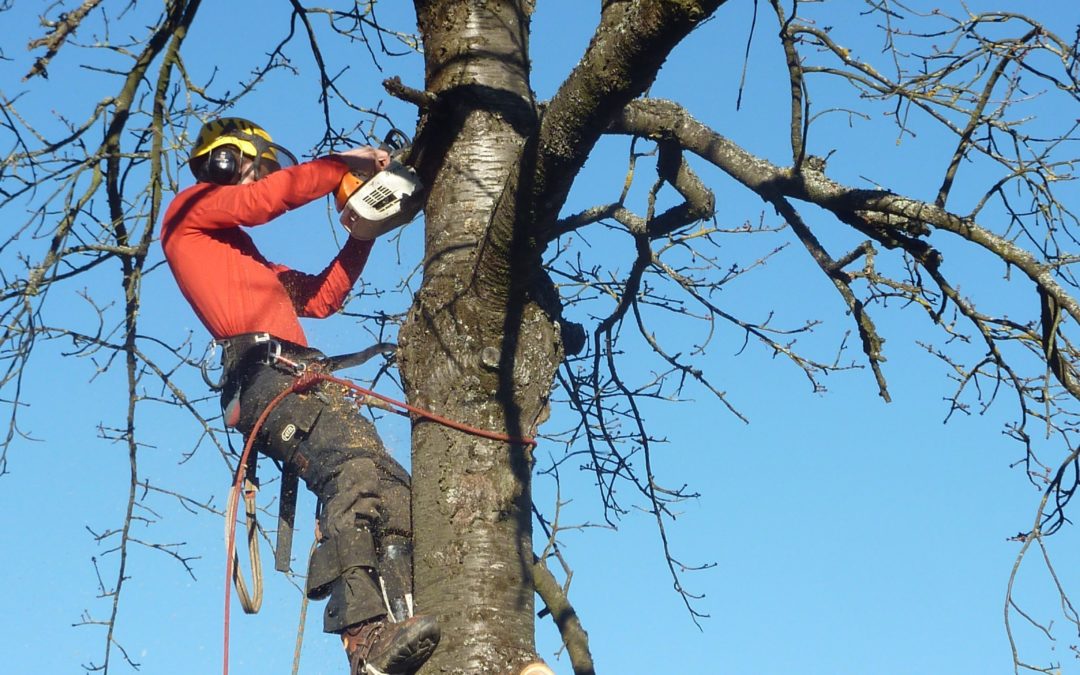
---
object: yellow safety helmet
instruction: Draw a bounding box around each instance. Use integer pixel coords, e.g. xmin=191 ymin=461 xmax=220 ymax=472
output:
xmin=188 ymin=117 xmax=297 ymax=183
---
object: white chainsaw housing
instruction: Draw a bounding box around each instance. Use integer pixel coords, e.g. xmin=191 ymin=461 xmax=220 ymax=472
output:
xmin=340 ymin=161 xmax=424 ymax=240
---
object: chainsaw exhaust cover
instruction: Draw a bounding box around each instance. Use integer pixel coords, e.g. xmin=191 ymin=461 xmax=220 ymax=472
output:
xmin=335 ymin=161 xmax=424 ymax=240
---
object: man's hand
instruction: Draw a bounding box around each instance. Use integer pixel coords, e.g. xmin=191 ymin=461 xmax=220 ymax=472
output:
xmin=331 ymin=146 xmax=390 ymax=178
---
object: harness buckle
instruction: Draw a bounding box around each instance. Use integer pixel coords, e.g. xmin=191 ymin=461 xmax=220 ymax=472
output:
xmin=261 ymin=336 xmax=282 ymax=365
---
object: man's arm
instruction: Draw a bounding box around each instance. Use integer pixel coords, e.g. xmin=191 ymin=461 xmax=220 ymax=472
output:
xmin=270 ymin=147 xmax=390 ymax=316
xmin=176 ymin=146 xmax=389 ymax=231
xmin=274 ymin=237 xmax=375 ymax=318
xmin=187 ymin=158 xmax=351 ymax=229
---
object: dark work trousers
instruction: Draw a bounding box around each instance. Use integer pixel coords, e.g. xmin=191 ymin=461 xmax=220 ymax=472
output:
xmin=220 ymin=335 xmax=413 ymax=633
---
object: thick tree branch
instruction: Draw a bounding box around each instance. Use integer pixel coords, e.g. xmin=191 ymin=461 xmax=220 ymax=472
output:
xmin=383 ymin=74 xmax=436 ymax=109
xmin=613 ymin=97 xmax=1080 ymax=345
xmin=470 ymin=0 xmax=725 ymax=310
xmin=649 ymin=140 xmax=715 ymax=237
xmin=530 ymin=0 xmax=725 ymax=230
xmin=769 ymin=0 xmax=807 ymax=165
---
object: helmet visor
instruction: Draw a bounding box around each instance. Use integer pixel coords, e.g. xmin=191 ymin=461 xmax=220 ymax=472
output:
xmin=251 ymin=142 xmax=297 ymax=179
xmin=228 ymin=131 xmax=298 ymax=176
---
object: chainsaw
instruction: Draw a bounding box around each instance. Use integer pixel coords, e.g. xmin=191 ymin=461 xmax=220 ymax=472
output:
xmin=334 ymin=129 xmax=424 ymax=240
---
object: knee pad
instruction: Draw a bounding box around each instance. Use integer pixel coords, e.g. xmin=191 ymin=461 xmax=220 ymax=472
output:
xmin=326 ymin=458 xmax=384 ymax=525
xmin=307 ymin=458 xmax=382 ymax=600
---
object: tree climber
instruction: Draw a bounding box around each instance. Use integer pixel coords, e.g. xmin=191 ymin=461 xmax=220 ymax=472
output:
xmin=161 ymin=117 xmax=439 ymax=675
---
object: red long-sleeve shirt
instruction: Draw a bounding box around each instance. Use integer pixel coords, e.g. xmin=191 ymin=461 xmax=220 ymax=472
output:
xmin=161 ymin=157 xmax=372 ymax=346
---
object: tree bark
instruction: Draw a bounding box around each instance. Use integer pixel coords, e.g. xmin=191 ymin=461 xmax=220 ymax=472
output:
xmin=400 ymin=3 xmax=725 ymax=671
xmin=401 ymin=2 xmax=561 ymax=672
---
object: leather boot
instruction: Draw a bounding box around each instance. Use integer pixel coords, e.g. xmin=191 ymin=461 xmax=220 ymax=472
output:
xmin=341 ymin=614 xmax=440 ymax=674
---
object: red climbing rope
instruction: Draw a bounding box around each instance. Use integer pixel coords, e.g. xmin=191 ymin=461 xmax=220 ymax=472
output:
xmin=222 ymin=365 xmax=537 ymax=674
xmin=320 ymin=375 xmax=538 ymax=448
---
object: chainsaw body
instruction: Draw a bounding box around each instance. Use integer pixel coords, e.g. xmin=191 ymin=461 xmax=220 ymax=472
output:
xmin=334 ymin=132 xmax=424 ymax=240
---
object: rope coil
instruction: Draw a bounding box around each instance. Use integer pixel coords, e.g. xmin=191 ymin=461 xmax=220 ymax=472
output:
xmin=224 ymin=478 xmax=263 ymax=614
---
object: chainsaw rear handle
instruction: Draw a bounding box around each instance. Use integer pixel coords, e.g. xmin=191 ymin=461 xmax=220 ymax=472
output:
xmin=382 ymin=128 xmax=410 ymax=155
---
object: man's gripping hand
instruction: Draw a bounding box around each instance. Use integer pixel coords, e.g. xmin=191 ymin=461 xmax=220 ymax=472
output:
xmin=330 ymin=146 xmax=390 ymax=179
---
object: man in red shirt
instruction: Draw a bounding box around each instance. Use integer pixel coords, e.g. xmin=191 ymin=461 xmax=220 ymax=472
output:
xmin=161 ymin=118 xmax=438 ymax=674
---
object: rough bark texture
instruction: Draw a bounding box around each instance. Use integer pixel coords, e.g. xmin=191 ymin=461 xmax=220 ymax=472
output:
xmin=400 ymin=2 xmax=560 ymax=672
xmin=400 ymin=2 xmax=723 ymax=671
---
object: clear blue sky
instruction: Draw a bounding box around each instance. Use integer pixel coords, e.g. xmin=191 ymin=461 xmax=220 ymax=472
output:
xmin=2 ymin=2 xmax=1078 ymax=674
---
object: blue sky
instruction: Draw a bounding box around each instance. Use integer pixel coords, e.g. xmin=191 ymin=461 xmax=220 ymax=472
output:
xmin=2 ymin=1 xmax=1079 ymax=674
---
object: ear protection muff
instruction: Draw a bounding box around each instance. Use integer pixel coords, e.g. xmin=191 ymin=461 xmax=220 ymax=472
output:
xmin=200 ymin=145 xmax=242 ymax=185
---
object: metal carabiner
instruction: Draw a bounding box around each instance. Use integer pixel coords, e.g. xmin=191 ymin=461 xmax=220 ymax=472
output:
xmin=201 ymin=340 xmax=227 ymax=390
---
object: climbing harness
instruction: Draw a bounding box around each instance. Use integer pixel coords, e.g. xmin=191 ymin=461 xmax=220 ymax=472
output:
xmin=221 ymin=346 xmax=537 ymax=675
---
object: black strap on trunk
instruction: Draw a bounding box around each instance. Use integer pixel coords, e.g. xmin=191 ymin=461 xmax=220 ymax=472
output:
xmin=320 ymin=341 xmax=396 ymax=372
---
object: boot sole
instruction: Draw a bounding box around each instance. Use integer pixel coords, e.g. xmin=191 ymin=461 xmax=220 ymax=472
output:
xmin=369 ymin=617 xmax=441 ymax=674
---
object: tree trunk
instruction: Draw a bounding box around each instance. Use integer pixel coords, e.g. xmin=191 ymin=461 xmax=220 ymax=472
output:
xmin=399 ymin=2 xmax=562 ymax=672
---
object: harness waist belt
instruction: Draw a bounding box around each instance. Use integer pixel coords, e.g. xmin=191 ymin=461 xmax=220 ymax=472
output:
xmin=218 ymin=333 xmax=320 ymax=376
xmin=218 ymin=333 xmax=395 ymax=375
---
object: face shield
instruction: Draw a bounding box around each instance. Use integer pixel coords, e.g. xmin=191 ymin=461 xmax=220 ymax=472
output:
xmin=227 ymin=131 xmax=299 ymax=179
